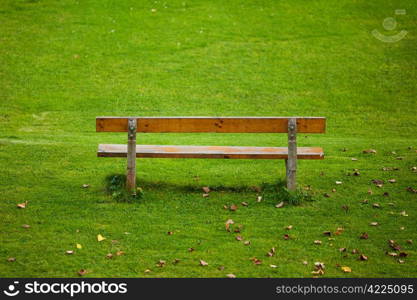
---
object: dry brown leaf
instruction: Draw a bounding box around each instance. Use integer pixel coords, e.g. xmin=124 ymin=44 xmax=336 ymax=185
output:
xmin=360 ymin=232 xmax=369 ymax=240
xmin=78 ymin=269 xmax=87 ymax=276
xmin=202 ymin=186 xmax=210 ymax=193
xmin=106 ymin=253 xmax=113 ymax=259
xmin=235 ymin=235 xmax=243 ymax=241
xmin=202 ymin=193 xmax=209 ymax=198
xmin=188 ymin=247 xmax=194 ymax=252
xmin=199 ymin=260 xmax=208 ymax=266
xmin=22 ymin=224 xmax=30 ymax=229
xmin=116 ymin=251 xmax=125 ymax=256
xmin=241 ymin=201 xmax=248 ymax=207
xmin=156 ymin=260 xmax=166 ymax=267
xmin=230 ymin=204 xmax=238 ymax=211
xmin=225 ymin=219 xmax=234 ymax=232
xmin=167 ymin=231 xmax=174 ymax=235
xmin=275 ymin=201 xmax=284 ymax=208
xmin=7 ymin=257 xmax=16 ymax=262
xmin=17 ymin=201 xmax=28 ymax=209
xmin=226 ymin=274 xmax=236 ymax=278
xmin=359 ymin=254 xmax=368 ymax=261
xmin=283 ymin=234 xmax=290 ymax=240
xmin=363 ymin=149 xmax=377 ymax=154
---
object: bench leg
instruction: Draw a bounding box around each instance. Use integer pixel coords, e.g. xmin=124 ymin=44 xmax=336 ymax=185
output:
xmin=126 ymin=118 xmax=137 ymax=194
xmin=286 ymin=118 xmax=297 ymax=190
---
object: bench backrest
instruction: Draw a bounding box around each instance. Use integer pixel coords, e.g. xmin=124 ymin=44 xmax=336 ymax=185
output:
xmin=96 ymin=117 xmax=326 ymax=133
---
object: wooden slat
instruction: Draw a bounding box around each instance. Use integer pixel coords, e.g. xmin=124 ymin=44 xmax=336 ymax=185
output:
xmin=96 ymin=117 xmax=326 ymax=133
xmin=98 ymin=144 xmax=324 ymax=160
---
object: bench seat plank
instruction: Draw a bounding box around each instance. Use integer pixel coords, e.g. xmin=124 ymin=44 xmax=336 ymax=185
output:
xmin=98 ymin=144 xmax=324 ymax=160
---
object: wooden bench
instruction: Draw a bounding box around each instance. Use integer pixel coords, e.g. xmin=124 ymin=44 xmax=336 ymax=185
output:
xmin=96 ymin=117 xmax=326 ymax=193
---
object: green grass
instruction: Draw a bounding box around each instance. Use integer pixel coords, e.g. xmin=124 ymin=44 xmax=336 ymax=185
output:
xmin=0 ymin=0 xmax=416 ymax=278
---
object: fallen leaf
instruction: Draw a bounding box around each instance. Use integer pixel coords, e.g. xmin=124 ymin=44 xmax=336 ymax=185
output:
xmin=387 ymin=252 xmax=398 ymax=257
xmin=339 ymin=247 xmax=347 ymax=252
xmin=314 ymin=240 xmax=322 ymax=245
xmin=7 ymin=257 xmax=16 ymax=262
xmin=360 ymin=232 xmax=369 ymax=240
xmin=335 ymin=181 xmax=342 ymax=185
xmin=97 ymin=234 xmax=106 ymax=242
xmin=371 ymin=179 xmax=384 ymax=187
xmin=351 ymin=158 xmax=358 ymax=161
xmin=202 ymin=193 xmax=209 ymax=198
xmin=398 ymin=259 xmax=405 ymax=264
xmin=78 ymin=269 xmax=87 ymax=276
xmin=188 ymin=247 xmax=194 ymax=252
xmin=406 ymin=187 xmax=417 ymax=193
xmin=359 ymin=254 xmax=368 ymax=261
xmin=323 ymin=193 xmax=331 ymax=198
xmin=218 ymin=266 xmax=225 ymax=271
xmin=144 ymin=269 xmax=152 ymax=273
xmin=199 ymin=260 xmax=208 ymax=266
xmin=76 ymin=243 xmax=82 ymax=249
xmin=82 ymin=184 xmax=90 ymax=188
xmin=406 ymin=239 xmax=413 ymax=244
xmin=229 ymin=204 xmax=238 ymax=211
xmin=241 ymin=201 xmax=248 ymax=207
xmin=351 ymin=249 xmax=359 ymax=254
xmin=388 ymin=179 xmax=396 ymax=183
xmin=341 ymin=266 xmax=352 ymax=273
xmin=202 ymin=186 xmax=210 ymax=193
xmin=372 ymin=203 xmax=381 ymax=208
xmin=399 ymin=252 xmax=408 ymax=257
xmin=167 ymin=231 xmax=174 ymax=235
xmin=116 ymin=251 xmax=125 ymax=256
xmin=236 ymin=235 xmax=243 ymax=241
xmin=370 ymin=222 xmax=379 ymax=226
xmin=22 ymin=224 xmax=30 ymax=229
xmin=172 ymin=258 xmax=180 ymax=264
xmin=252 ymin=257 xmax=262 ymax=265
xmin=363 ymin=149 xmax=377 ymax=154
xmin=244 ymin=240 xmax=251 ymax=246
xmin=285 ymin=225 xmax=293 ymax=230
xmin=275 ymin=201 xmax=284 ymax=208
xmin=257 ymin=196 xmax=262 ymax=202
xmin=156 ymin=260 xmax=166 ymax=267
xmin=225 ymin=219 xmax=234 ymax=232
xmin=323 ymin=231 xmax=332 ymax=236
xmin=17 ymin=201 xmax=28 ymax=209
xmin=226 ymin=274 xmax=236 ymax=278
xmin=400 ymin=211 xmax=408 ymax=217
xmin=302 ymin=261 xmax=308 ymax=265
xmin=66 ymin=250 xmax=74 ymax=255
xmin=106 ymin=253 xmax=113 ymax=259
xmin=283 ymin=234 xmax=290 ymax=240
xmin=367 ymin=189 xmax=373 ymax=195
xmin=270 ymin=264 xmax=278 ymax=268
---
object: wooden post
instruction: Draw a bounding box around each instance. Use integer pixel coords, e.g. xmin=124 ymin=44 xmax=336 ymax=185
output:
xmin=286 ymin=118 xmax=297 ymax=190
xmin=126 ymin=118 xmax=137 ymax=194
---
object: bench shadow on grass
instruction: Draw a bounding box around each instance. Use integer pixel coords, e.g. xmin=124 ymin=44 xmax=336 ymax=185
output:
xmin=103 ymin=174 xmax=316 ymax=206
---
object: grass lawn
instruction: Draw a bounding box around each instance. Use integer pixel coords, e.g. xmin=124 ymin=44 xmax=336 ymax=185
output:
xmin=0 ymin=0 xmax=416 ymax=278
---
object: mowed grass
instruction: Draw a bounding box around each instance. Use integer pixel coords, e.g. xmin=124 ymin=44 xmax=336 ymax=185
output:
xmin=0 ymin=0 xmax=416 ymax=278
